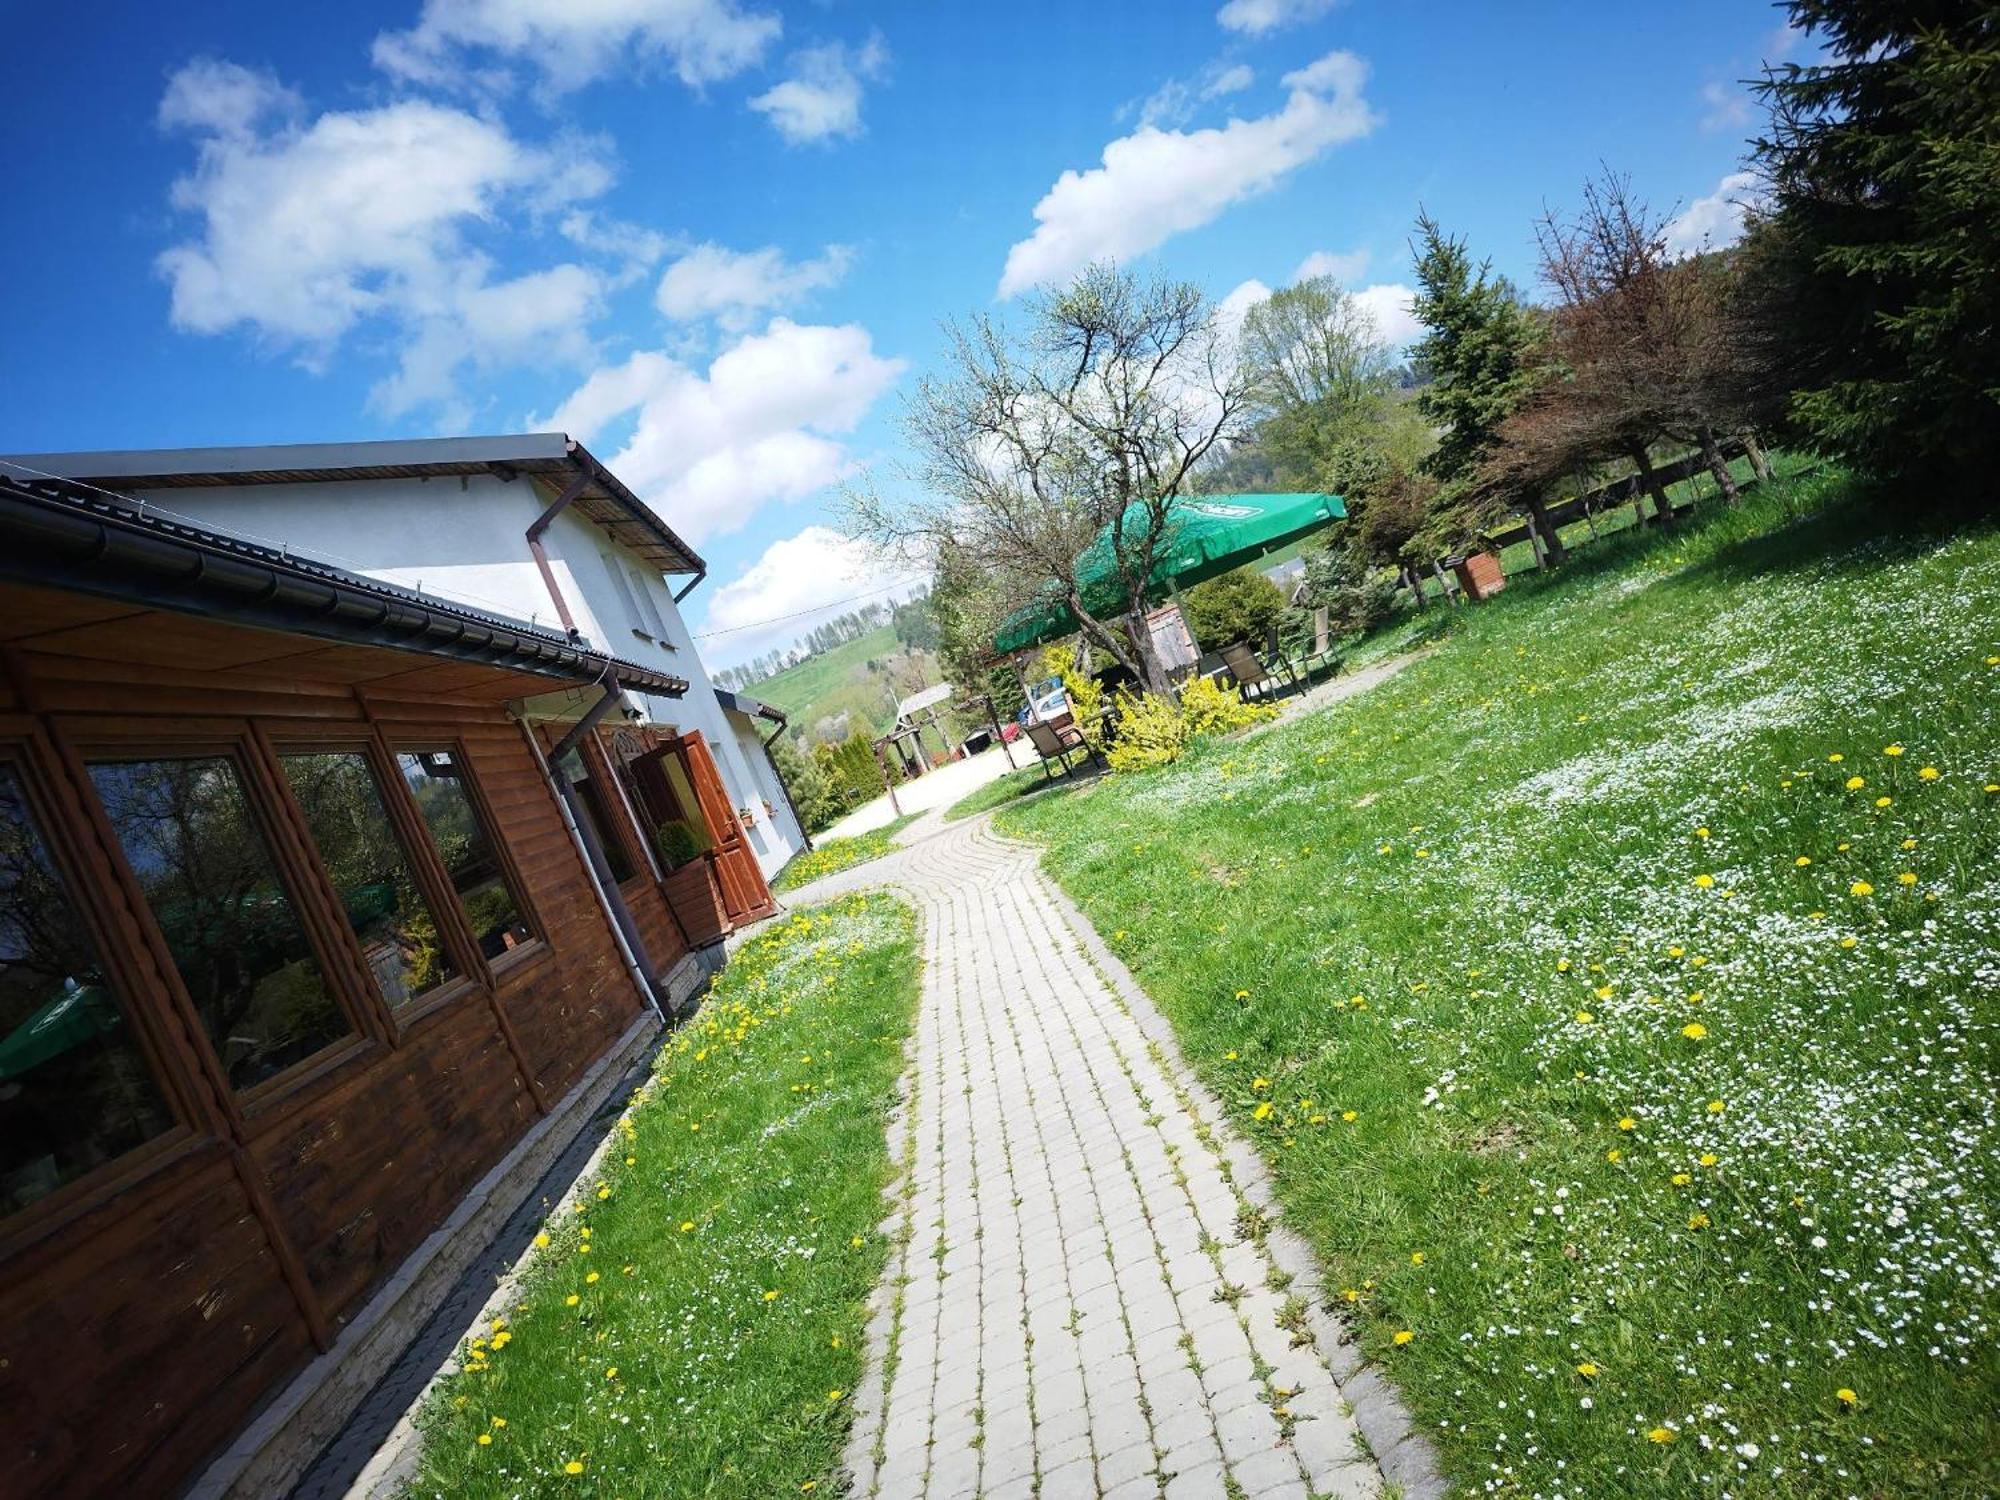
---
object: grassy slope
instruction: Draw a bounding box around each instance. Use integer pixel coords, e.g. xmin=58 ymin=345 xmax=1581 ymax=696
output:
xmin=1003 ymin=472 xmax=2000 ymax=1497
xmin=409 ymin=894 xmax=919 ymax=1498
xmin=772 ymin=814 xmax=918 ymax=893
xmin=745 ymin=625 xmax=941 ymax=741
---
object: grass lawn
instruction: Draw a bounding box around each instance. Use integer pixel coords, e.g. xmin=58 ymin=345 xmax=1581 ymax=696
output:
xmin=941 ymin=762 xmax=1069 ymax=822
xmin=408 ymin=893 xmax=919 ymax=1497
xmin=744 ymin=624 xmax=942 ymax=741
xmin=773 ymin=814 xmax=919 ymax=893
xmin=1002 ymin=469 xmax=2000 ymax=1497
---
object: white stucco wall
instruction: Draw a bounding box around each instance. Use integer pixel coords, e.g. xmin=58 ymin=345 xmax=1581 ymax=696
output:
xmin=130 ymin=473 xmax=805 ymax=877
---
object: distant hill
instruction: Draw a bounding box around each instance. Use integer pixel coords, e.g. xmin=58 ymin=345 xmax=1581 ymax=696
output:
xmin=743 ymin=624 xmax=947 ymax=744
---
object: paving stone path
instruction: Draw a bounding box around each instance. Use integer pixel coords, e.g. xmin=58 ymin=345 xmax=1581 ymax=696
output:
xmin=777 ymin=814 xmax=1443 ymax=1500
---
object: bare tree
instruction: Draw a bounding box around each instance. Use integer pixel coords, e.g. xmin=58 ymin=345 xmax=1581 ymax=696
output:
xmin=851 ymin=264 xmax=1250 ymax=697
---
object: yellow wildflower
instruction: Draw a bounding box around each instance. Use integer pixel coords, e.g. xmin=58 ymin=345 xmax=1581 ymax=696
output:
xmin=1681 ymin=1022 xmax=1707 ymax=1040
xmin=1392 ymin=1330 xmax=1414 ymax=1345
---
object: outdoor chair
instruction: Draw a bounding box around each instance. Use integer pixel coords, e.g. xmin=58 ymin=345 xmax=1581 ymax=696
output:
xmin=1221 ymin=642 xmax=1297 ymax=702
xmin=1024 ymin=718 xmax=1097 ymax=780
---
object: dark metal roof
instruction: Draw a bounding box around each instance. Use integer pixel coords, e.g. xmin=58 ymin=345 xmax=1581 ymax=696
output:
xmin=714 ymin=688 xmax=786 ymax=726
xmin=0 ymin=472 xmax=689 ymax=700
xmin=0 ymin=432 xmax=704 ymax=577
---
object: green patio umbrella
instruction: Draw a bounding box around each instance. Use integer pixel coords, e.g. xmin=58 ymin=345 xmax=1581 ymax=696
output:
xmin=993 ymin=491 xmax=1346 ymax=654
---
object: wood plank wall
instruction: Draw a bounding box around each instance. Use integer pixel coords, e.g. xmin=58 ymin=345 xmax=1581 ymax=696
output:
xmin=0 ymin=644 xmax=653 ymax=1499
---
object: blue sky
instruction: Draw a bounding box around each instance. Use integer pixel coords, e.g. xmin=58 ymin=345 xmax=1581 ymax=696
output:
xmin=1 ymin=0 xmax=1794 ymax=668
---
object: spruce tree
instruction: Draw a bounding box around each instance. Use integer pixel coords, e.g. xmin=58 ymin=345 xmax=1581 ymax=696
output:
xmin=1753 ymin=0 xmax=2000 ymax=504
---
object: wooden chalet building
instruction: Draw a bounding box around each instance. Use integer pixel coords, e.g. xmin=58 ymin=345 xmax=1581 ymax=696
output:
xmin=0 ymin=471 xmax=777 ymax=1497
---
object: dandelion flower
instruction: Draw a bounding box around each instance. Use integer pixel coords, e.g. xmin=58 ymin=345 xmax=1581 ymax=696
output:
xmin=1827 ymin=752 xmax=1844 ymax=763
xmin=1850 ymin=880 xmax=1875 ymax=896
xmin=1875 ymin=795 xmax=1893 ymax=807
xmin=1693 ymin=874 xmax=1715 ymax=888
xmin=1618 ymin=1116 xmax=1637 ymax=1131
xmin=1341 ymin=1109 xmax=1358 ymax=1122
xmin=679 ymin=1221 xmax=695 ymax=1233
xmin=1918 ymin=765 xmax=1940 ymax=780
xmin=1845 ymin=775 xmax=1866 ymax=790
xmin=478 ymin=1433 xmax=493 ymax=1446
xmin=1884 ymin=744 xmax=1904 ymax=757
xmin=565 ymin=1461 xmax=586 ymax=1475
xmin=1576 ymin=1362 xmax=1598 ymax=1378
xmin=1574 ymin=1010 xmax=1595 ymax=1025
xmin=1898 ymin=871 xmax=1918 ymax=885
xmin=1410 ymin=1251 xmax=1426 ymax=1266
xmin=763 ymin=1289 xmax=780 ymax=1302
xmin=1681 ymin=1022 xmax=1708 ymax=1040
xmin=1794 ymin=856 xmax=1811 ymax=867
xmin=585 ymin=1271 xmax=599 ymax=1284
xmin=1606 ymin=1148 xmax=1622 ymax=1163
xmin=828 ymin=1388 xmax=844 ymax=1402
xmin=1698 ymin=1152 xmax=1718 ymax=1166
xmin=565 ymin=1294 xmax=580 ymax=1307
xmin=1593 ymin=984 xmax=1614 ymax=1000
xmin=1695 ymin=826 xmax=1711 ymax=839
xmin=1252 ymin=1077 xmax=1269 ymax=1090
xmin=1837 ymin=1387 xmax=1858 ymax=1405
xmin=1707 ymin=1099 xmax=1726 ymax=1114
xmin=1688 ymin=1212 xmax=1711 ymax=1229
xmin=1392 ymin=1330 xmax=1414 ymax=1345
xmin=1648 ymin=1427 xmax=1676 ymax=1444
xmin=1672 ymin=1172 xmax=1692 ymax=1186
xmin=1253 ymin=1102 xmax=1273 ymax=1120
xmin=1234 ymin=989 xmax=1250 ymax=1001
xmin=533 ymin=1232 xmax=551 ymax=1249
xmin=605 ymin=1366 xmax=618 ymax=1380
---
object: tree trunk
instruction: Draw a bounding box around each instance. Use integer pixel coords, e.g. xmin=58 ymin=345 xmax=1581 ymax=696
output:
xmin=1124 ymin=607 xmax=1175 ymax=698
xmin=1698 ymin=427 xmax=1741 ymax=504
xmin=1404 ymin=564 xmax=1428 ymax=611
xmin=1741 ymin=431 xmax=1773 ymax=482
xmin=1525 ymin=497 xmax=1568 ymax=566
xmin=1627 ymin=443 xmax=1675 ymax=526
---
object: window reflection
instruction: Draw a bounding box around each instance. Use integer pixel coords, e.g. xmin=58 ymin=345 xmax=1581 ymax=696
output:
xmin=395 ymin=750 xmax=534 ymax=959
xmin=88 ymin=756 xmax=351 ymax=1092
xmin=280 ymin=752 xmax=458 ymax=1007
xmin=0 ymin=766 xmax=173 ymax=1214
xmin=555 ymin=748 xmax=637 ymax=884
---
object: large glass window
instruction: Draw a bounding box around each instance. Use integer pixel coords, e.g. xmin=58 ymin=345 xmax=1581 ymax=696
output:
xmin=89 ymin=756 xmax=352 ymax=1093
xmin=1 ymin=766 xmax=174 ymax=1215
xmin=280 ymin=751 xmax=459 ymax=1008
xmin=555 ymin=748 xmax=637 ymax=884
xmin=395 ymin=750 xmax=534 ymax=960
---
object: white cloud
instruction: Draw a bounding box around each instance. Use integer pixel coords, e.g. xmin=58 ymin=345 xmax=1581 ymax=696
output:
xmin=655 ymin=242 xmax=853 ymax=328
xmin=545 ymin=319 xmax=905 ymax=544
xmin=1216 ymin=277 xmax=1273 ymax=351
xmin=699 ymin=524 xmax=921 ymax=665
xmin=156 ymin=63 xmax=618 ymax=422
xmin=157 ymin=57 xmax=300 ymax=138
xmin=1664 ymin=170 xmax=1763 ymax=257
xmin=1699 ymin=78 xmax=1753 ymax=133
xmin=1134 ymin=59 xmax=1256 ymax=129
xmin=1351 ymin=282 xmax=1420 ymax=348
xmin=999 ymin=50 xmax=1377 ymax=298
xmin=374 ymin=0 xmax=779 ymax=95
xmin=1293 ymin=246 xmax=1369 ymax=284
xmin=1216 ymin=0 xmax=1339 ymax=36
xmin=750 ymin=34 xmax=888 ymax=145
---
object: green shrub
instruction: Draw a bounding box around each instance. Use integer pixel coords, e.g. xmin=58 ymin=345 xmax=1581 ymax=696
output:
xmin=652 ymin=819 xmax=703 ymax=869
xmin=1184 ymin=566 xmax=1286 ymax=649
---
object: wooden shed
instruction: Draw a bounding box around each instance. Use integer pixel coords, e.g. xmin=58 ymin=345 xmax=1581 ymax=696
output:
xmin=0 ymin=473 xmax=766 ymax=1497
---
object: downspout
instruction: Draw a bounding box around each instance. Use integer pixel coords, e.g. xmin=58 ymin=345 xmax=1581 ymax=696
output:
xmin=756 ymin=710 xmax=814 ymax=853
xmin=673 ymin=565 xmax=707 ymax=604
xmin=526 ymin=473 xmax=592 ymax=638
xmin=520 ymin=684 xmax=666 ymax=1019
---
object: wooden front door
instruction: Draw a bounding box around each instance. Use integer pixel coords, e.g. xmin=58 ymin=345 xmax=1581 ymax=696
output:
xmin=667 ymin=731 xmax=778 ymax=925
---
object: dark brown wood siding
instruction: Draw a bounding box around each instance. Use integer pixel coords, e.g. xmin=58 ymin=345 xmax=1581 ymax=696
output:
xmin=0 ymin=592 xmax=658 ymax=1500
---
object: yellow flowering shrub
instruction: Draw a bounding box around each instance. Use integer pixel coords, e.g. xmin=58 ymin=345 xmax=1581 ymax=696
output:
xmin=1038 ymin=643 xmax=1108 ymax=749
xmin=1103 ymin=689 xmax=1188 ymax=771
xmin=1180 ymin=674 xmax=1276 ymax=736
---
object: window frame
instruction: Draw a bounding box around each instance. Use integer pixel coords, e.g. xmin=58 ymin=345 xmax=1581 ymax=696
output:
xmin=600 ymin=549 xmax=652 ymax=643
xmin=254 ymin=725 xmax=486 ymax=1035
xmin=58 ymin=720 xmax=384 ymax=1120
xmin=0 ymin=724 xmax=209 ymax=1250
xmin=388 ymin=736 xmax=548 ymax=984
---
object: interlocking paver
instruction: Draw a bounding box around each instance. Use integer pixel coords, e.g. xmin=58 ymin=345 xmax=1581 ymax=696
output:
xmin=783 ymin=814 xmax=1424 ymax=1499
